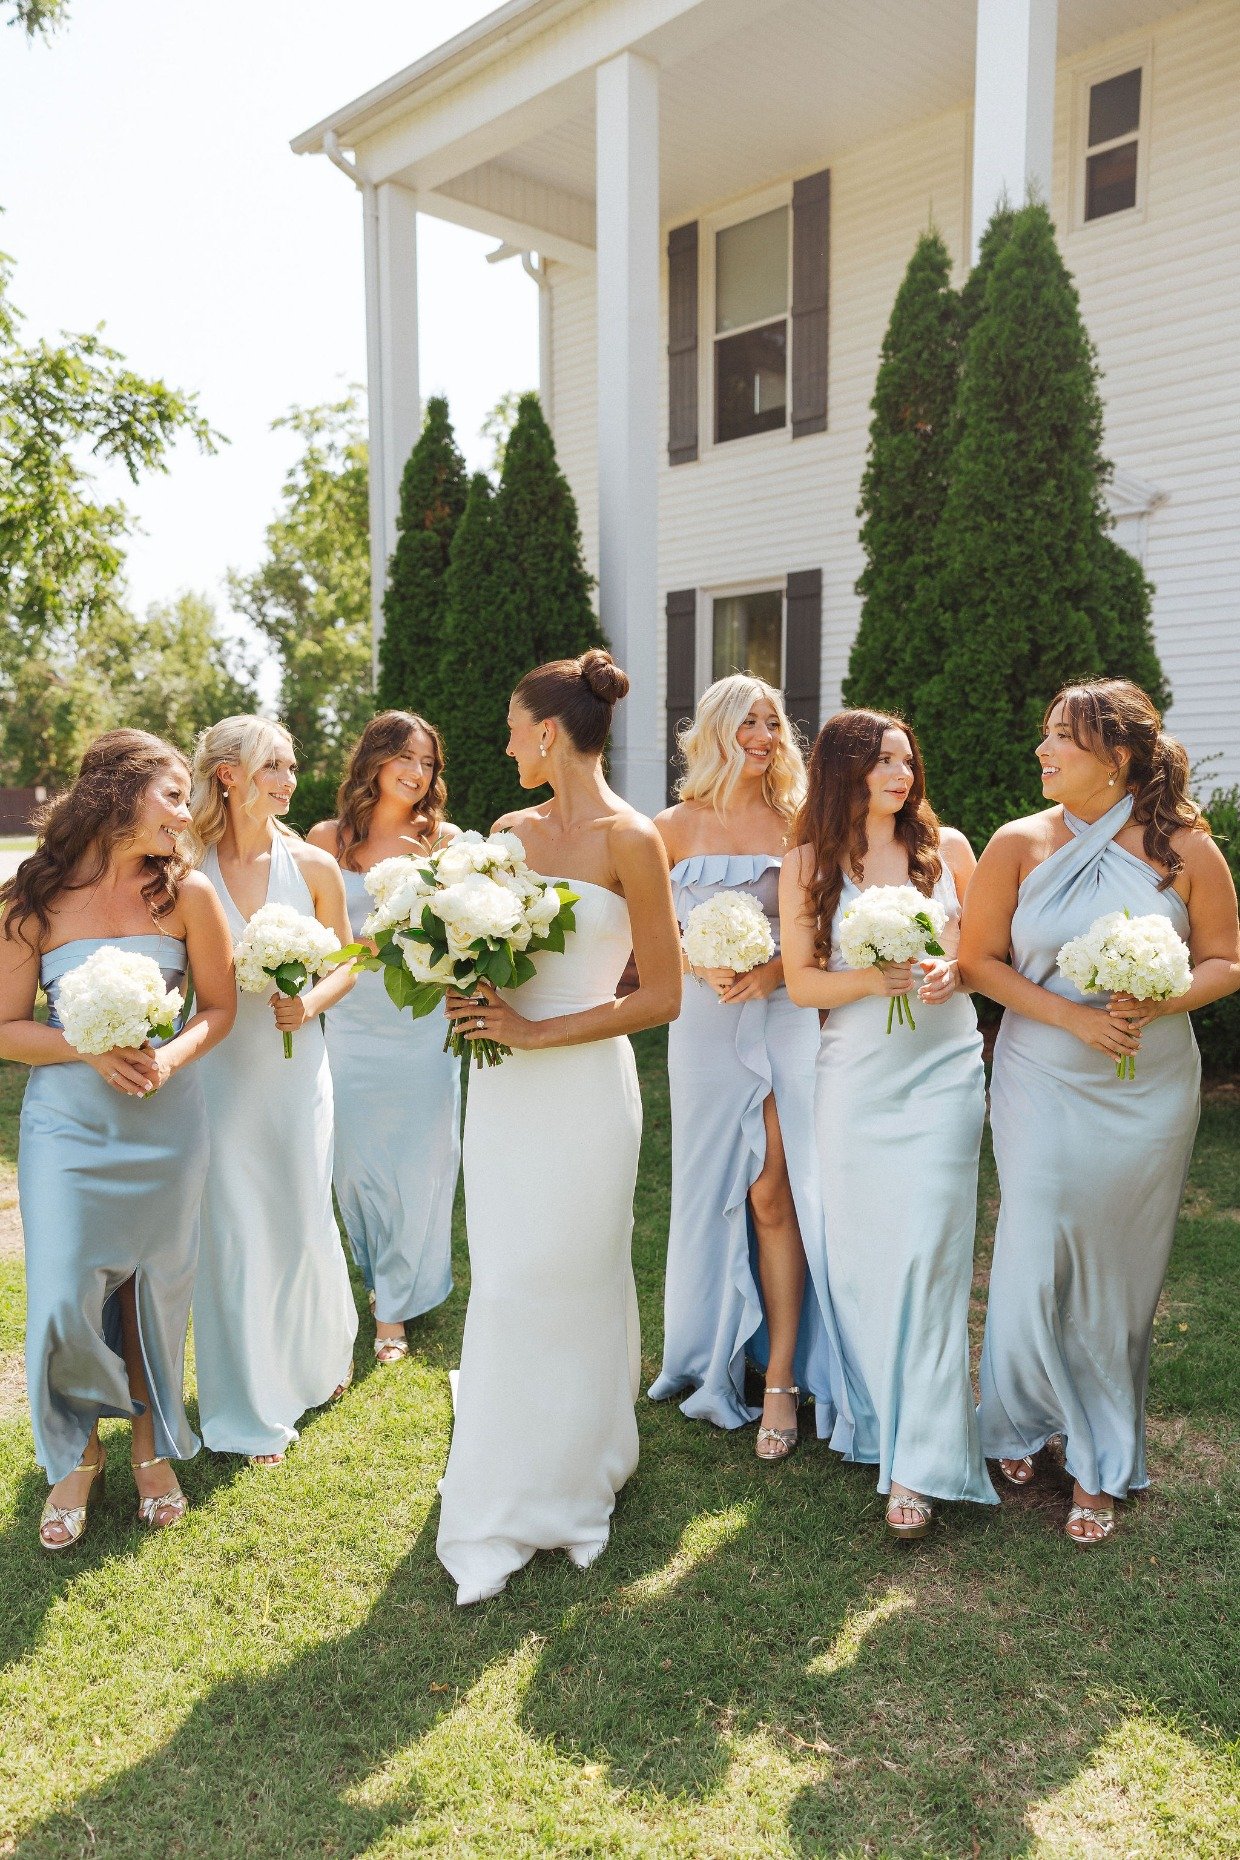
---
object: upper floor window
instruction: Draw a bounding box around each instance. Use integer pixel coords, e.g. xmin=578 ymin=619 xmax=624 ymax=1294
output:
xmin=714 ymin=207 xmax=789 ymax=443
xmin=712 ymin=588 xmax=784 ymax=686
xmin=1084 ymin=67 xmax=1142 ymax=221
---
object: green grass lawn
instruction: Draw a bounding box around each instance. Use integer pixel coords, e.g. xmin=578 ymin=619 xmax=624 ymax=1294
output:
xmin=0 ymin=1035 xmax=1235 ymax=1859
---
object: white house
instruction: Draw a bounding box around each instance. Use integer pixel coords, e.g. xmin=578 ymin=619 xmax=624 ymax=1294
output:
xmin=293 ymin=0 xmax=1240 ymax=812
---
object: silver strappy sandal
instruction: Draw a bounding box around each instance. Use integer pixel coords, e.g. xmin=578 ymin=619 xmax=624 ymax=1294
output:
xmin=885 ymin=1492 xmax=934 ymax=1540
xmin=39 ymin=1450 xmax=106 ymax=1552
xmin=755 ymin=1385 xmax=800 ymax=1461
xmin=133 ymin=1457 xmax=188 ymax=1529
xmin=1065 ymin=1502 xmax=1115 ymax=1545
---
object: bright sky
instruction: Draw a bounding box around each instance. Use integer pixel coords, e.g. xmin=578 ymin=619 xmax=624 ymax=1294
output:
xmin=0 ymin=0 xmax=536 ymax=639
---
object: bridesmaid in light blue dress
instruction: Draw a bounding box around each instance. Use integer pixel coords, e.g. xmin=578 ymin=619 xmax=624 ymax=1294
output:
xmin=188 ymin=716 xmax=360 ymax=1465
xmin=0 ymin=731 xmax=235 ymax=1550
xmin=648 ymin=675 xmax=845 ymax=1454
xmin=782 ymin=709 xmax=997 ymax=1537
xmin=310 ymin=711 xmax=460 ymax=1364
xmin=961 ymin=680 xmax=1239 ymax=1545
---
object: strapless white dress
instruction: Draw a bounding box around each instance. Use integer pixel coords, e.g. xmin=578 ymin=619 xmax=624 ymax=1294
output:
xmin=436 ymin=880 xmax=642 ymax=1605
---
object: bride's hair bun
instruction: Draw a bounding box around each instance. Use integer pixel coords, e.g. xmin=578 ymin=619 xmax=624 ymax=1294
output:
xmin=579 ymin=649 xmax=630 ymax=705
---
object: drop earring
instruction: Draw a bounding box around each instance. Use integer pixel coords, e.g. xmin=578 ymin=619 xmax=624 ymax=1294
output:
xmin=540 ymin=742 xmax=548 ymax=758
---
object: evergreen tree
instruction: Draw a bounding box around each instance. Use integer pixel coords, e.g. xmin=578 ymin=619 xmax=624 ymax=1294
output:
xmin=377 ymin=395 xmax=467 ymax=724
xmin=492 ymin=391 xmax=602 ymax=666
xmin=438 ymin=474 xmax=526 ymax=831
xmin=843 ymin=230 xmax=961 ymax=716
xmin=917 ymin=203 xmax=1167 ymax=845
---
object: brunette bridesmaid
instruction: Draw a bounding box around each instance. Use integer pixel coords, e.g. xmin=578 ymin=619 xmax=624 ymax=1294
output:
xmin=0 ymin=731 xmax=235 ymax=1549
xmin=781 ymin=710 xmax=997 ymax=1537
xmin=960 ymin=680 xmax=1239 ymax=1544
xmin=310 ymin=712 xmax=461 ymax=1364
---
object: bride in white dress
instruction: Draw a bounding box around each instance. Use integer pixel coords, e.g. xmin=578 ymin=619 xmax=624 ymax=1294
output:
xmin=437 ymin=649 xmax=682 ymax=1605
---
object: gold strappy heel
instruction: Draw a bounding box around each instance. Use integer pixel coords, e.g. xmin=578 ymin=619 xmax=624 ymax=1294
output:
xmin=373 ymin=1333 xmax=409 ymax=1365
xmin=132 ymin=1457 xmax=188 ymax=1529
xmin=885 ymin=1491 xmax=934 ymax=1540
xmin=39 ymin=1450 xmax=106 ymax=1552
xmin=1065 ymin=1502 xmax=1115 ymax=1545
xmin=755 ymin=1385 xmax=800 ymax=1461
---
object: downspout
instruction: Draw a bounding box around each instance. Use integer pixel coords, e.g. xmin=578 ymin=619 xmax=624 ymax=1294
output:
xmin=520 ymin=251 xmax=554 ymax=431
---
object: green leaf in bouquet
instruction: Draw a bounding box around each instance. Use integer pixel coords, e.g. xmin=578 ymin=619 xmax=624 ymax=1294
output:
xmin=480 ymin=946 xmax=515 ymax=988
xmin=326 ymin=941 xmax=381 ymax=974
xmin=400 ymin=924 xmax=434 ymax=946
xmin=418 ymin=867 xmax=436 ymax=887
xmin=539 ymin=916 xmax=567 ymax=955
xmin=913 ymin=913 xmax=946 ymax=958
xmin=403 ymin=981 xmax=446 ymax=1020
xmin=377 ymin=940 xmax=407 ymax=968
xmin=452 ymin=958 xmax=477 ymax=986
xmin=383 ymin=964 xmax=427 ymax=1012
xmin=270 ymin=960 xmax=310 ymax=997
xmin=420 ymin=903 xmax=439 ymax=938
xmin=150 ymin=1018 xmax=176 ymax=1044
xmin=511 ymin=951 xmax=537 ymax=987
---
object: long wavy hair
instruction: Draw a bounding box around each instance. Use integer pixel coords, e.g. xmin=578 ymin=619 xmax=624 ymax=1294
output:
xmin=1 ymin=730 xmax=190 ymax=948
xmin=793 ymin=709 xmax=942 ymax=968
xmin=1048 ymin=679 xmax=1206 ymax=887
xmin=676 ymin=674 xmax=806 ymax=827
xmin=186 ymin=715 xmax=297 ymax=865
xmin=333 ymin=711 xmax=447 ymax=868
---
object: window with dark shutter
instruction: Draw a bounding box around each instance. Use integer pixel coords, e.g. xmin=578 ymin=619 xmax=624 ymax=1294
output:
xmin=665 ymin=588 xmax=697 ymax=801
xmin=1084 ymin=68 xmax=1142 ymax=221
xmin=791 ymin=170 xmax=830 ymax=436
xmin=667 ymin=223 xmax=699 ymax=465
xmin=783 ymin=569 xmax=822 ymax=743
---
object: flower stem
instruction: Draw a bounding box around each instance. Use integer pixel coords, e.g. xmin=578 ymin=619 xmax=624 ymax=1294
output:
xmin=282 ymin=1030 xmax=293 ymax=1060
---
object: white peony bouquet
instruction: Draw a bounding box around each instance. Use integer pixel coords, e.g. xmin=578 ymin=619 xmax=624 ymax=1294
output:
xmin=837 ymin=883 xmax=948 ymax=1034
xmin=338 ymin=830 xmax=578 ymax=1068
xmin=683 ymin=891 xmax=775 ymax=996
xmin=235 ymin=901 xmax=341 ymax=1057
xmin=56 ymin=947 xmax=183 ymax=1065
xmin=1056 ymin=908 xmax=1193 ymax=1079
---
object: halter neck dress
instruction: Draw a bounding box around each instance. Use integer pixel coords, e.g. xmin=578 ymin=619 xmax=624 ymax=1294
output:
xmin=193 ymin=832 xmax=358 ymax=1456
xmin=325 ymin=864 xmax=459 ymax=1325
xmin=814 ymin=864 xmax=996 ymax=1506
xmin=979 ymin=795 xmax=1201 ymax=1497
xmin=20 ymin=933 xmax=206 ymax=1484
xmin=649 ymin=853 xmax=846 ymax=1434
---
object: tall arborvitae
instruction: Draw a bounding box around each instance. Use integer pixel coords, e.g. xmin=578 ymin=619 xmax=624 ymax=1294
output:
xmin=438 ymin=473 xmax=526 ymax=831
xmin=377 ymin=395 xmax=467 ymax=723
xmin=843 ymin=230 xmax=962 ymax=716
xmin=917 ymin=202 xmax=1167 ymax=846
xmin=492 ymin=392 xmax=602 ymax=665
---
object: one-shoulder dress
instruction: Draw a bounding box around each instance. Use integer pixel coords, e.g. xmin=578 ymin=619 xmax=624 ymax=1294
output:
xmin=979 ymin=796 xmax=1201 ymax=1497
xmin=437 ymin=880 xmax=642 ymax=1605
xmin=649 ymin=853 xmax=845 ymax=1434
xmin=325 ymin=866 xmax=459 ymax=1325
xmin=814 ymin=867 xmax=996 ymax=1505
xmin=21 ymin=933 xmax=206 ymax=1484
xmin=192 ymin=834 xmax=358 ymax=1456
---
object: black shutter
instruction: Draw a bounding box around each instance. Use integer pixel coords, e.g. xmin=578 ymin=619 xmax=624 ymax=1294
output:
xmin=665 ymin=587 xmax=697 ymax=801
xmin=791 ymin=170 xmax=829 ymax=437
xmin=667 ymin=222 xmax=699 ymax=465
xmin=784 ymin=569 xmax=822 ymax=743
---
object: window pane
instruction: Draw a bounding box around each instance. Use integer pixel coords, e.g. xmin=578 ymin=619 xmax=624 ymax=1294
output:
xmin=1085 ymin=141 xmax=1138 ymax=220
xmin=716 ymin=207 xmax=788 ymax=333
xmin=712 ymin=590 xmax=783 ymax=686
xmin=1088 ymin=68 xmax=1141 ymax=146
xmin=715 ymin=322 xmax=787 ymax=443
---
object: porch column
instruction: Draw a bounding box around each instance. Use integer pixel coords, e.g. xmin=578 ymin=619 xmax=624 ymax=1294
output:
xmin=363 ymin=181 xmax=420 ymax=680
xmin=970 ymin=0 xmax=1059 ymax=261
xmin=595 ymin=51 xmax=661 ymax=814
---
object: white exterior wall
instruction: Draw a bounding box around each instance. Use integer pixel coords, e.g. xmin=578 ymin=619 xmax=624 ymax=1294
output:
xmin=548 ymin=0 xmax=1239 ymax=787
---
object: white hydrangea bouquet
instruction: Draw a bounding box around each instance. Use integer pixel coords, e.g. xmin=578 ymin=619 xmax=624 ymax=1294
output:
xmin=56 ymin=947 xmax=183 ymax=1066
xmin=338 ymin=830 xmax=578 ymax=1068
xmin=683 ymin=891 xmax=775 ymax=997
xmin=837 ymin=882 xmax=947 ymax=1034
xmin=235 ymin=902 xmax=341 ymax=1058
xmin=1056 ymin=908 xmax=1192 ymax=1079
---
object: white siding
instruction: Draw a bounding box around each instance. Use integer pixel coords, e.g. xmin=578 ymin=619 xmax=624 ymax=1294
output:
xmin=547 ymin=0 xmax=1239 ymax=788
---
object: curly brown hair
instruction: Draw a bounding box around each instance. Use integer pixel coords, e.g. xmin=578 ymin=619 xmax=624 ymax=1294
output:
xmin=1 ymin=730 xmax=190 ymax=948
xmin=792 ymin=709 xmax=942 ymax=968
xmin=1047 ymin=679 xmax=1207 ymax=889
xmin=333 ymin=712 xmax=447 ymax=869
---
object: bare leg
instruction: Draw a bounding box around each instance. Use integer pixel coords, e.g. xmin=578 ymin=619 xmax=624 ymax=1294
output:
xmin=749 ymin=1093 xmax=806 ymax=1441
xmin=117 ymin=1277 xmax=183 ymax=1520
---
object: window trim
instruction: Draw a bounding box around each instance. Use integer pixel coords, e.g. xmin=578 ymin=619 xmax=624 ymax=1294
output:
xmin=1069 ymin=43 xmax=1152 ymax=233
xmin=699 ymin=576 xmax=788 ymax=699
xmin=700 ymin=183 xmax=795 ymax=453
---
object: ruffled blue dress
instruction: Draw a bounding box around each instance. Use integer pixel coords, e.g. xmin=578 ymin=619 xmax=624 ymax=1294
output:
xmin=20 ymin=934 xmax=206 ymax=1484
xmin=648 ymin=853 xmax=846 ymax=1434
xmin=325 ymin=866 xmax=459 ymax=1324
xmin=979 ymin=796 xmax=1201 ymax=1497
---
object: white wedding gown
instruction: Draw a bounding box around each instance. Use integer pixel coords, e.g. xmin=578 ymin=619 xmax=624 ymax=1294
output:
xmin=436 ymin=880 xmax=643 ymax=1605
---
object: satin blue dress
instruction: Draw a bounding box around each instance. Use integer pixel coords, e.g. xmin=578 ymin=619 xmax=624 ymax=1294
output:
xmin=979 ymin=796 xmax=1201 ymax=1498
xmin=648 ymin=854 xmax=846 ymax=1435
xmin=193 ymin=834 xmax=358 ymax=1457
xmin=815 ymin=868 xmax=997 ymax=1504
xmin=20 ymin=934 xmax=206 ymax=1484
xmin=325 ymin=866 xmax=459 ymax=1324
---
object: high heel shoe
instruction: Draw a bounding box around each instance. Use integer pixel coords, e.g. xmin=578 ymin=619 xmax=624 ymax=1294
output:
xmin=39 ymin=1449 xmax=106 ymax=1552
xmin=755 ymin=1386 xmax=800 ymax=1461
xmin=132 ymin=1457 xmax=188 ymax=1529
xmin=885 ymin=1491 xmax=934 ymax=1540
